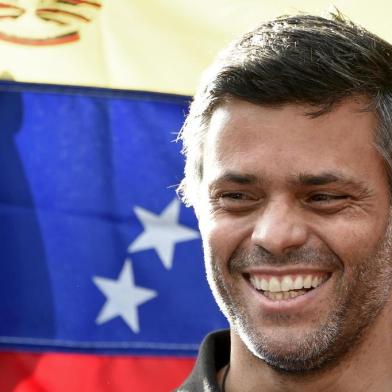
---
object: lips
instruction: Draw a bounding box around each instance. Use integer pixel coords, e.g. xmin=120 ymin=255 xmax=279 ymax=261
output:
xmin=247 ymin=272 xmax=331 ymax=301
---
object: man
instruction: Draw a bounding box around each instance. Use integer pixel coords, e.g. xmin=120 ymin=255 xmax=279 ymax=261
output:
xmin=175 ymin=12 xmax=392 ymax=392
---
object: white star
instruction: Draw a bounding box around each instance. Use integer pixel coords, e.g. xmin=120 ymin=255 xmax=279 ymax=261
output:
xmin=93 ymin=259 xmax=157 ymax=333
xmin=128 ymin=198 xmax=199 ymax=270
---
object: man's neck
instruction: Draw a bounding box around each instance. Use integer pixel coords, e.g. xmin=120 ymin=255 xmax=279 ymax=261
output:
xmin=225 ymin=312 xmax=392 ymax=392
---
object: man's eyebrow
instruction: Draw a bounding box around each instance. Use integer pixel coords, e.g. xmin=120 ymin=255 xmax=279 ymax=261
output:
xmin=209 ymin=171 xmax=371 ymax=194
xmin=293 ymin=172 xmax=370 ymax=191
xmin=211 ymin=172 xmax=258 ymax=185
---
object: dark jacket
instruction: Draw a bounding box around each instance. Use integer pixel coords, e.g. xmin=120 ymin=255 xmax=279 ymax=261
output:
xmin=175 ymin=330 xmax=230 ymax=391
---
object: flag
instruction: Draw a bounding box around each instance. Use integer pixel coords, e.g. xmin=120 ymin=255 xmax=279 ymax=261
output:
xmin=0 ymin=81 xmax=228 ymax=391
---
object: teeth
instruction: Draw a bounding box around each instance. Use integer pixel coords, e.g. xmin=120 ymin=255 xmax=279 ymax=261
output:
xmin=269 ymin=277 xmax=281 ymax=292
xmin=294 ymin=276 xmax=303 ymax=289
xmin=250 ymin=273 xmax=328 ymax=294
xmin=264 ymin=289 xmax=308 ymax=301
xmin=312 ymin=276 xmax=320 ymax=288
xmin=290 ymin=290 xmax=299 ymax=298
xmin=261 ymin=278 xmax=269 ymax=291
xmin=281 ymin=276 xmax=293 ymax=291
xmin=250 ymin=276 xmax=261 ymax=290
xmin=303 ymin=275 xmax=312 ymax=289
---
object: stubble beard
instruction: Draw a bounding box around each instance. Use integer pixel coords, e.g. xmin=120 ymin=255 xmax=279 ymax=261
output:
xmin=206 ymin=222 xmax=392 ymax=373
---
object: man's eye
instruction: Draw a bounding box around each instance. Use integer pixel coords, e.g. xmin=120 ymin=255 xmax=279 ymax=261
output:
xmin=220 ymin=192 xmax=248 ymax=200
xmin=309 ymin=194 xmax=348 ymax=203
xmin=213 ymin=191 xmax=259 ymax=211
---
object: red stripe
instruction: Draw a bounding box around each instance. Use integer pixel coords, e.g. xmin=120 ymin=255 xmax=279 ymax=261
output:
xmin=37 ymin=9 xmax=90 ymax=22
xmin=0 ymin=3 xmax=23 ymax=10
xmin=0 ymin=31 xmax=79 ymax=46
xmin=0 ymin=352 xmax=195 ymax=391
xmin=56 ymin=0 xmax=101 ymax=7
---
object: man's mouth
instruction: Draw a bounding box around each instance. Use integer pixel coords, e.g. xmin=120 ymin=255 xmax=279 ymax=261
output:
xmin=247 ymin=272 xmax=331 ymax=301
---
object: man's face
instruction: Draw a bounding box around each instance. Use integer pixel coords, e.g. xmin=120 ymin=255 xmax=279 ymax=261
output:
xmin=197 ymin=98 xmax=392 ymax=371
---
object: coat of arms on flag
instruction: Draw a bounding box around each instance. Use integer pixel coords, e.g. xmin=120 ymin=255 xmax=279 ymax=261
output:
xmin=0 ymin=0 xmax=102 ymax=45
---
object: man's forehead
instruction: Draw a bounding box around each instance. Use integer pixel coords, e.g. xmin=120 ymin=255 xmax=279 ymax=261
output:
xmin=205 ymin=97 xmax=378 ymax=151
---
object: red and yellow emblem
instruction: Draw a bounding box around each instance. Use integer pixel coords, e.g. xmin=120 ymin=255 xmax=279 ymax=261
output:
xmin=0 ymin=0 xmax=101 ymax=45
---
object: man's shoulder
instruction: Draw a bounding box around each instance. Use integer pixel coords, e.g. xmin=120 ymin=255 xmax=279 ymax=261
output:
xmin=174 ymin=329 xmax=230 ymax=392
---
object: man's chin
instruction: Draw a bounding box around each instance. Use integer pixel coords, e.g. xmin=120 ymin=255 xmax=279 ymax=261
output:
xmin=237 ymin=326 xmax=340 ymax=373
xmin=259 ymin=353 xmax=328 ymax=374
xmin=250 ymin=341 xmax=332 ymax=373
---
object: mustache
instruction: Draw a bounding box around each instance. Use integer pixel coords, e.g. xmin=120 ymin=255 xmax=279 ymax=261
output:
xmin=228 ymin=246 xmax=342 ymax=272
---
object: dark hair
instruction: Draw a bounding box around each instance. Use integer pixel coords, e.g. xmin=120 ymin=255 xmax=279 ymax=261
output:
xmin=178 ymin=12 xmax=392 ymax=206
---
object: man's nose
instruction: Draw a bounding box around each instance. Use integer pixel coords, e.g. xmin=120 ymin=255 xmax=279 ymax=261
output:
xmin=251 ymin=198 xmax=309 ymax=255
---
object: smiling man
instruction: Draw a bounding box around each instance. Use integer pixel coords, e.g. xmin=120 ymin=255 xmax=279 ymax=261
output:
xmin=176 ymin=13 xmax=392 ymax=392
